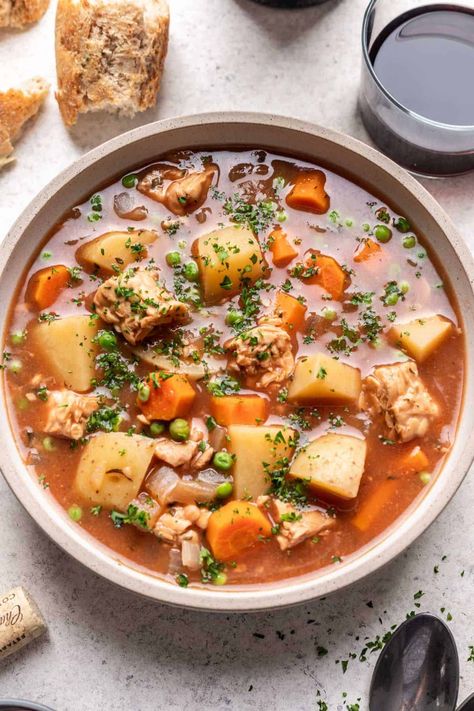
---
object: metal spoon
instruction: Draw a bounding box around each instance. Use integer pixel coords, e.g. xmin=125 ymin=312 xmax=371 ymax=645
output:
xmin=369 ymin=612 xmax=459 ymax=711
xmin=458 ymin=693 xmax=474 ymax=710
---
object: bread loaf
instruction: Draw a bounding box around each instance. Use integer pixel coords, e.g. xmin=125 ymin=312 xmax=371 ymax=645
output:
xmin=55 ymin=0 xmax=170 ymax=126
xmin=0 ymin=77 xmax=49 ymax=169
xmin=0 ymin=0 xmax=50 ymax=28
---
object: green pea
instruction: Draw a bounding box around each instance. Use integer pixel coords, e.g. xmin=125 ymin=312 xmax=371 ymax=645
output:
xmin=403 ymin=235 xmax=417 ymax=249
xmin=9 ymin=359 xmax=22 ymax=374
xmin=276 ymin=210 xmax=288 ymax=223
xmin=17 ymin=397 xmax=29 ymax=411
xmin=362 ymin=223 xmax=371 ymax=233
xmin=169 ymin=418 xmax=190 ymax=441
xmin=212 ymin=572 xmax=228 ymax=586
xmin=68 ymin=504 xmax=83 ymax=522
xmin=321 ymin=307 xmax=337 ymax=321
xmin=399 ymin=281 xmax=410 ymax=294
xmin=98 ymin=331 xmax=117 ymax=351
xmin=138 ymin=383 xmax=150 ymax=402
xmin=419 ymin=471 xmax=431 ymax=485
xmin=374 ymin=224 xmax=392 ymax=243
xmin=385 ymin=292 xmax=399 ymax=306
xmin=345 ymin=218 xmax=354 ymax=227
xmin=166 ymin=251 xmax=181 ymax=267
xmin=42 ymin=436 xmax=56 ymax=452
xmin=11 ymin=330 xmax=26 ymax=346
xmin=184 ymin=261 xmax=199 ymax=282
xmin=122 ymin=174 xmax=138 ymax=189
xmin=226 ymin=310 xmax=244 ymax=327
xmin=213 ymin=451 xmax=234 ymax=471
xmin=215 ymin=481 xmax=233 ymax=499
xmin=150 ymin=421 xmax=165 ymax=436
xmin=394 ymin=216 xmax=411 ymax=233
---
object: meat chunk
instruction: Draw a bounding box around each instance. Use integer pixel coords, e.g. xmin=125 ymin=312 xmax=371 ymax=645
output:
xmin=138 ymin=165 xmax=216 ymax=216
xmin=153 ymin=504 xmax=211 ymax=543
xmin=154 ymin=436 xmax=214 ymax=470
xmin=360 ymin=360 xmax=439 ymax=442
xmin=127 ymin=492 xmax=162 ymax=531
xmin=93 ymin=268 xmax=189 ymax=345
xmin=154 ymin=438 xmax=199 ymax=467
xmin=226 ymin=324 xmax=294 ymax=387
xmin=266 ymin=498 xmax=335 ymax=551
xmin=43 ymin=389 xmax=99 ymax=440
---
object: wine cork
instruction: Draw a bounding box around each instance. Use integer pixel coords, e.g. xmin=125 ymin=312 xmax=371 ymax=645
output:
xmin=0 ymin=587 xmax=46 ymax=660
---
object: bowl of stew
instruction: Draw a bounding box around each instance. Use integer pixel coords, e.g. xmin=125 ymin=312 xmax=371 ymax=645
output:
xmin=1 ymin=113 xmax=474 ymax=611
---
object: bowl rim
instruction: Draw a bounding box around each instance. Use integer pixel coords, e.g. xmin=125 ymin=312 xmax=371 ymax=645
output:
xmin=1 ymin=111 xmax=474 ymax=612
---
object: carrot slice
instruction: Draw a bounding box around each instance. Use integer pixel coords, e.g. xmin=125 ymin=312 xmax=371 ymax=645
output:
xmin=352 ymin=479 xmax=398 ymax=532
xmin=354 ymin=238 xmax=381 ymax=263
xmin=207 ymin=501 xmax=273 ymax=560
xmin=269 ymin=228 xmax=299 ymax=267
xmin=398 ymin=446 xmax=430 ymax=474
xmin=286 ymin=170 xmax=330 ymax=214
xmin=303 ymin=251 xmax=346 ymax=301
xmin=26 ymin=265 xmax=70 ymax=310
xmin=210 ymin=395 xmax=268 ymax=426
xmin=138 ymin=372 xmax=196 ymax=421
xmin=274 ymin=291 xmax=307 ymax=333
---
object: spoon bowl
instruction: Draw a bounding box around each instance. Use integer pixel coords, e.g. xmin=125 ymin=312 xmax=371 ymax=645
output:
xmin=370 ymin=613 xmax=459 ymax=711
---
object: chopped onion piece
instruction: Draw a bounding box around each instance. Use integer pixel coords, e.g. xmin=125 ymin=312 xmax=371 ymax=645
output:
xmin=146 ymin=466 xmax=217 ymax=506
xmin=181 ymin=540 xmax=201 ymax=570
xmin=168 ymin=547 xmax=182 ymax=575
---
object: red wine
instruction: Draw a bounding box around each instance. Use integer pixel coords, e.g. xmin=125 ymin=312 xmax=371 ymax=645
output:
xmin=370 ymin=6 xmax=474 ymax=125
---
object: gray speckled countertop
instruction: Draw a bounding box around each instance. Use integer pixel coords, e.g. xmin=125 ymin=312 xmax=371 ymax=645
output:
xmin=1 ymin=1 xmax=474 ymax=709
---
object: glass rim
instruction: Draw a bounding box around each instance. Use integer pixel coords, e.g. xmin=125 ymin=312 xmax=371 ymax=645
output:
xmin=361 ymin=0 xmax=474 ymax=133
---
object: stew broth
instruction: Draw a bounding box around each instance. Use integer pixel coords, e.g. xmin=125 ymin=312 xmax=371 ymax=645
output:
xmin=3 ymin=148 xmax=463 ymax=588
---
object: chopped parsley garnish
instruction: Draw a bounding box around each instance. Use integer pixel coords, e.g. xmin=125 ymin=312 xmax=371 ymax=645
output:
xmin=207 ymin=375 xmax=240 ymax=397
xmin=86 ymin=405 xmax=122 ymax=433
xmin=200 ymin=547 xmax=226 ymax=584
xmin=110 ymin=504 xmax=150 ymax=530
xmin=94 ymin=350 xmax=139 ymax=391
xmin=223 ymin=193 xmax=276 ymax=234
xmin=176 ymin=573 xmax=189 ymax=588
xmin=267 ymin=457 xmax=307 ymax=506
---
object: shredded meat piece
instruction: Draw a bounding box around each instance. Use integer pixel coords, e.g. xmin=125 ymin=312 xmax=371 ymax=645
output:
xmin=191 ymin=443 xmax=214 ymax=470
xmin=43 ymin=390 xmax=99 ymax=440
xmin=138 ymin=165 xmax=216 ymax=216
xmin=93 ymin=268 xmax=189 ymax=345
xmin=128 ymin=492 xmax=162 ymax=531
xmin=265 ymin=498 xmax=335 ymax=551
xmin=360 ymin=360 xmax=439 ymax=442
xmin=153 ymin=504 xmax=210 ymax=543
xmin=154 ymin=438 xmax=199 ymax=467
xmin=226 ymin=324 xmax=294 ymax=387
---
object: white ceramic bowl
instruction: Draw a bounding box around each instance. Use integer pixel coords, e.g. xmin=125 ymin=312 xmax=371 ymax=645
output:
xmin=1 ymin=113 xmax=473 ymax=611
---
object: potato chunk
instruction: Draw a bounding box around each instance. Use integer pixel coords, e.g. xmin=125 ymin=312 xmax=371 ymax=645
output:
xmin=389 ymin=315 xmax=453 ymax=362
xmin=75 ymin=433 xmax=155 ymax=511
xmin=289 ymin=433 xmax=367 ymax=500
xmin=288 ymin=353 xmax=361 ymax=404
xmin=31 ymin=314 xmax=100 ymax=392
xmin=228 ymin=424 xmax=296 ymax=500
xmin=194 ymin=226 xmax=266 ymax=303
xmin=76 ymin=230 xmax=157 ymax=274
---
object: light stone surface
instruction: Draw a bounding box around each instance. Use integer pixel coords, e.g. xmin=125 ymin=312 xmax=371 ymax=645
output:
xmin=1 ymin=1 xmax=474 ymax=709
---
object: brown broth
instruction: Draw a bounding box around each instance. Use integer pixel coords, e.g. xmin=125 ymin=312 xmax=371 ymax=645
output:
xmin=2 ymin=148 xmax=464 ymax=588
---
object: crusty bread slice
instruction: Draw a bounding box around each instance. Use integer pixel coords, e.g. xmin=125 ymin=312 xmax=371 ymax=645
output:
xmin=55 ymin=0 xmax=169 ymax=126
xmin=0 ymin=77 xmax=49 ymax=169
xmin=0 ymin=0 xmax=50 ymax=28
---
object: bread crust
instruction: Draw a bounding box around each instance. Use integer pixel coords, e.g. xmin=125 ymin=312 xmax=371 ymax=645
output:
xmin=0 ymin=0 xmax=50 ymax=28
xmin=55 ymin=0 xmax=170 ymax=126
xmin=0 ymin=77 xmax=49 ymax=168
